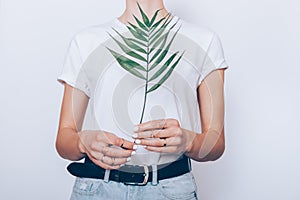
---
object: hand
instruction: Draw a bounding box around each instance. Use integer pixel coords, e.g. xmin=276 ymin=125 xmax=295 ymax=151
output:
xmin=78 ymin=130 xmax=135 ymax=170
xmin=132 ymin=118 xmax=195 ymax=154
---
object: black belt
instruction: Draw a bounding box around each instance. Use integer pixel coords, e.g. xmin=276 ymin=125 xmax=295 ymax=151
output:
xmin=67 ymin=155 xmax=191 ymax=186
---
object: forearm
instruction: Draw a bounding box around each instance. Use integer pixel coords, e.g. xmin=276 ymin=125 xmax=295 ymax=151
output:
xmin=184 ymin=128 xmax=225 ymax=162
xmin=55 ymin=127 xmax=85 ymax=161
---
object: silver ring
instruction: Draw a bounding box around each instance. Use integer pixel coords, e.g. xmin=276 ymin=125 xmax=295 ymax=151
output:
xmin=111 ymin=157 xmax=115 ymax=166
xmin=103 ymin=147 xmax=109 ymax=155
xmin=101 ymin=155 xmax=106 ymax=163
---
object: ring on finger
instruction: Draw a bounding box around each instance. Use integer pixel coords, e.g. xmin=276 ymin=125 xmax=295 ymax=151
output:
xmin=103 ymin=147 xmax=109 ymax=155
xmin=111 ymin=157 xmax=115 ymax=166
xmin=120 ymin=138 xmax=125 ymax=148
xmin=162 ymin=138 xmax=167 ymax=147
xmin=151 ymin=130 xmax=156 ymax=138
xmin=101 ymin=155 xmax=106 ymax=163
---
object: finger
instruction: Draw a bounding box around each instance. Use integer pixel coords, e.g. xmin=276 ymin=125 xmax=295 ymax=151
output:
xmin=102 ymin=156 xmax=131 ymax=166
xmin=114 ymin=138 xmax=135 ymax=150
xmin=145 ymin=145 xmax=179 ymax=153
xmin=137 ymin=137 xmax=181 ymax=147
xmin=135 ymin=127 xmax=182 ymax=139
xmin=90 ymin=141 xmax=107 ymax=152
xmin=102 ymin=133 xmax=134 ymax=150
xmin=86 ymin=153 xmax=121 ymax=170
xmin=133 ymin=129 xmax=164 ymax=139
xmin=102 ymin=146 xmax=134 ymax=158
xmin=89 ymin=151 xmax=103 ymax=160
xmin=135 ymin=138 xmax=161 ymax=146
xmin=134 ymin=119 xmax=173 ymax=132
xmin=134 ymin=118 xmax=181 ymax=132
xmin=134 ymin=119 xmax=168 ymax=132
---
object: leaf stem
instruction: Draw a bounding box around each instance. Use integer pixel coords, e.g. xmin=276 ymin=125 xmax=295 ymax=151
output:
xmin=139 ymin=27 xmax=150 ymax=124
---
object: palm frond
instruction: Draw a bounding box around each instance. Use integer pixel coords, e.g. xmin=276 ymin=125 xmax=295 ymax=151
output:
xmin=128 ymin=20 xmax=148 ymax=37
xmin=106 ymin=47 xmax=146 ymax=80
xmin=149 ymin=8 xmax=163 ymax=27
xmin=107 ymin=32 xmax=146 ymax=62
xmin=147 ymin=51 xmax=185 ymax=93
xmin=149 ymin=25 xmax=181 ymax=71
xmin=106 ymin=2 xmax=184 ymax=123
xmin=126 ymin=26 xmax=147 ymax=42
xmin=149 ymin=12 xmax=171 ymax=35
xmin=149 ymin=13 xmax=172 ymax=41
xmin=132 ymin=15 xmax=148 ymax=32
xmin=111 ymin=27 xmax=147 ymax=54
xmin=148 ymin=51 xmax=179 ymax=82
xmin=137 ymin=2 xmax=150 ymax=27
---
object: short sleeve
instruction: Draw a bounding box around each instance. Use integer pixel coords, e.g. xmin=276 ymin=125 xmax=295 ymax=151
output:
xmin=197 ymin=32 xmax=229 ymax=86
xmin=57 ymin=36 xmax=90 ymax=97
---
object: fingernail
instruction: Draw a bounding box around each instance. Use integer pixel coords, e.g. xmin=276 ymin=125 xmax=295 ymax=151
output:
xmin=133 ymin=125 xmax=138 ymax=132
xmin=131 ymin=151 xmax=136 ymax=155
xmin=132 ymin=133 xmax=138 ymax=138
xmin=127 ymin=157 xmax=131 ymax=162
xmin=120 ymin=164 xmax=125 ymax=167
xmin=133 ymin=145 xmax=138 ymax=150
xmin=134 ymin=139 xmax=141 ymax=144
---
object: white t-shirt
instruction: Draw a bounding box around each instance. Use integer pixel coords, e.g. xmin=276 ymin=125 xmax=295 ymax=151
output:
xmin=57 ymin=15 xmax=229 ymax=165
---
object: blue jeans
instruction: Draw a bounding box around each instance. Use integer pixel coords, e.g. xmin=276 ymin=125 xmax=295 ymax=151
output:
xmin=70 ymin=172 xmax=198 ymax=200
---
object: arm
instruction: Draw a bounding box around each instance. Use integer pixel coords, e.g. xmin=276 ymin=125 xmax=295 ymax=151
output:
xmin=184 ymin=68 xmax=226 ymax=161
xmin=55 ymin=83 xmax=135 ymax=169
xmin=55 ymin=83 xmax=89 ymax=161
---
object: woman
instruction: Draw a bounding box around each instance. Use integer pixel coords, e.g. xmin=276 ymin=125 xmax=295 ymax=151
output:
xmin=56 ymin=0 xmax=228 ymax=199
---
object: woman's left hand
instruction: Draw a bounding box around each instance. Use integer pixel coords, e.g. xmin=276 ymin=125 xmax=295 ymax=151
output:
xmin=132 ymin=118 xmax=196 ymax=154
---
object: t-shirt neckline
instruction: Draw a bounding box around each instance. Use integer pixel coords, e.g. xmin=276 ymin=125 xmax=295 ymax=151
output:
xmin=113 ymin=14 xmax=180 ymax=30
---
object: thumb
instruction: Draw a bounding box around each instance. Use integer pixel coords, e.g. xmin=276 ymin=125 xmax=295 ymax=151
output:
xmin=103 ymin=132 xmax=134 ymax=150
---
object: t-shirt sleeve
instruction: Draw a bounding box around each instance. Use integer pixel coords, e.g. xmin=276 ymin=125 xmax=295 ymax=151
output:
xmin=57 ymin=35 xmax=90 ymax=97
xmin=197 ymin=32 xmax=229 ymax=86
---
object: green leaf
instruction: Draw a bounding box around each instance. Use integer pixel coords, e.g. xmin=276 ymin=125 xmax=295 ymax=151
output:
xmin=148 ymin=51 xmax=179 ymax=81
xmin=128 ymin=22 xmax=147 ymax=37
xmin=111 ymin=27 xmax=147 ymax=54
xmin=126 ymin=26 xmax=147 ymax=42
xmin=147 ymin=51 xmax=185 ymax=93
xmin=150 ymin=19 xmax=178 ymax=45
xmin=149 ymin=26 xmax=181 ymax=70
xmin=149 ymin=8 xmax=163 ymax=27
xmin=149 ymin=13 xmax=172 ymax=39
xmin=149 ymin=32 xmax=167 ymax=54
xmin=132 ymin=14 xmax=148 ymax=32
xmin=137 ymin=2 xmax=150 ymax=27
xmin=149 ymin=18 xmax=174 ymax=44
xmin=107 ymin=32 xmax=146 ymax=62
xmin=149 ymin=32 xmax=169 ymax=63
xmin=149 ymin=25 xmax=167 ymax=45
xmin=149 ymin=16 xmax=167 ymax=35
xmin=128 ymin=38 xmax=147 ymax=47
xmin=106 ymin=47 xmax=146 ymax=80
xmin=105 ymin=6 xmax=183 ymax=124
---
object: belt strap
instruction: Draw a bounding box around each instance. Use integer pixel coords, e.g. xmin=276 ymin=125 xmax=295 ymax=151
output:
xmin=67 ymin=155 xmax=191 ymax=185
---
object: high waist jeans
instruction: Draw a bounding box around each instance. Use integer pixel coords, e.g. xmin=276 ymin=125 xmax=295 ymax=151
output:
xmin=70 ymin=171 xmax=198 ymax=200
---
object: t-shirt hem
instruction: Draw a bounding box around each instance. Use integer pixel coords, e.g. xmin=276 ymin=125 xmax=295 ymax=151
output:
xmin=57 ymin=76 xmax=91 ymax=98
xmin=197 ymin=61 xmax=229 ymax=87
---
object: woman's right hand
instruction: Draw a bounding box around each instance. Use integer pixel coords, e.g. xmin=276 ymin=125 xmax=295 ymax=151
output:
xmin=78 ymin=130 xmax=136 ymax=170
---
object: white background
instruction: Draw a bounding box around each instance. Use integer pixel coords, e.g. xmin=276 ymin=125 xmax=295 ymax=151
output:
xmin=0 ymin=0 xmax=299 ymax=199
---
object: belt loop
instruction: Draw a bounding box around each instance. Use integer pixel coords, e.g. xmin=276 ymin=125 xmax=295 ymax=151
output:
xmin=187 ymin=156 xmax=192 ymax=171
xmin=151 ymin=165 xmax=158 ymax=185
xmin=104 ymin=169 xmax=110 ymax=182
